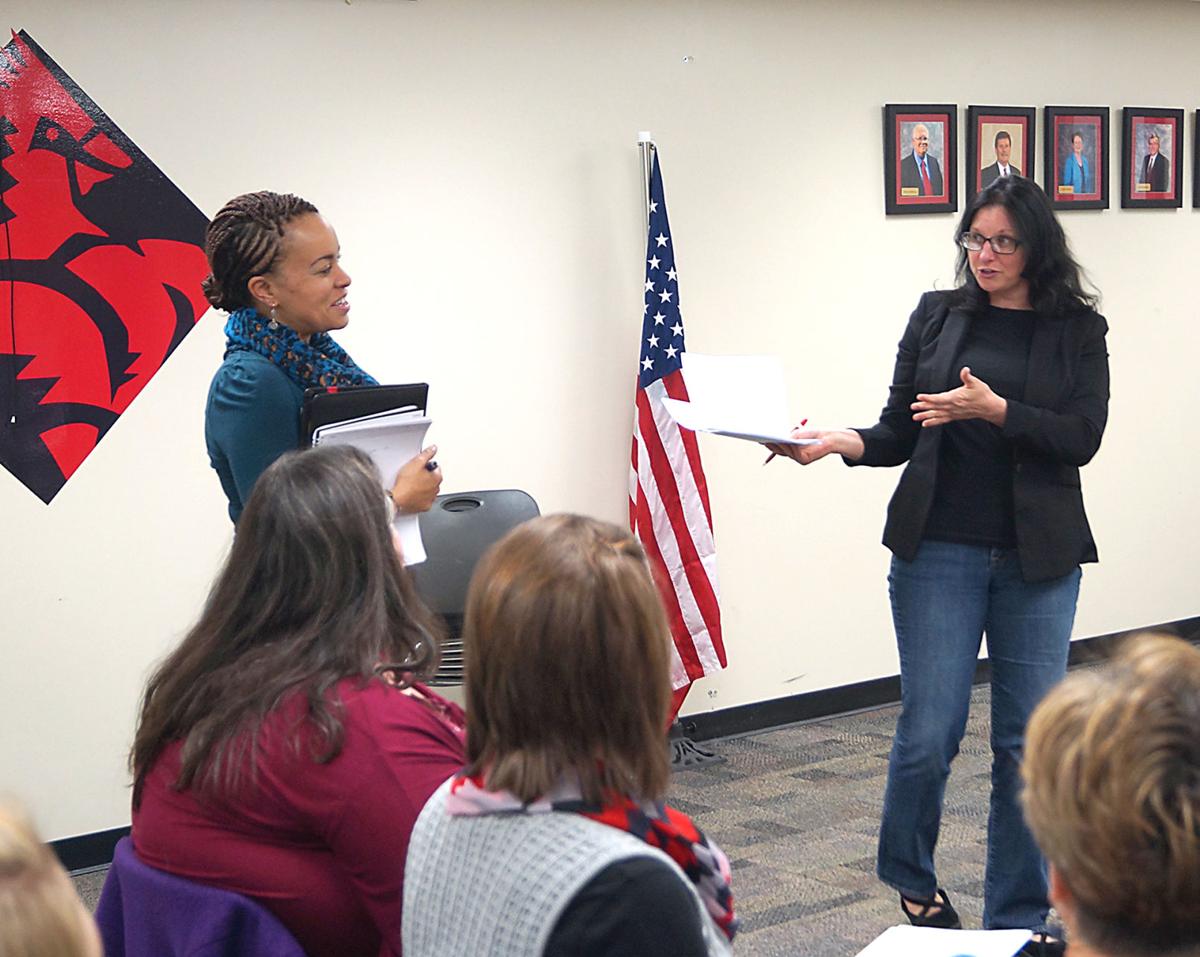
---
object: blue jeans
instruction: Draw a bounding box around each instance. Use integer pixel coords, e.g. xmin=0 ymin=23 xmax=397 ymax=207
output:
xmin=876 ymin=541 xmax=1080 ymax=931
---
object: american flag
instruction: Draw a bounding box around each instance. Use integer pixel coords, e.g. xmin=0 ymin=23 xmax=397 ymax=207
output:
xmin=629 ymin=149 xmax=726 ymax=692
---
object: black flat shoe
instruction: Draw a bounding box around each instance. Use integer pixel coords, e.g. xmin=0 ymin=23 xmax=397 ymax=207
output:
xmin=899 ymin=887 xmax=962 ymax=929
xmin=1019 ymin=932 xmax=1066 ymax=956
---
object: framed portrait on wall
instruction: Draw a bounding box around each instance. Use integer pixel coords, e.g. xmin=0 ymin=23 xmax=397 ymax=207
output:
xmin=966 ymin=106 xmax=1035 ymax=201
xmin=1043 ymin=106 xmax=1109 ymax=211
xmin=1121 ymin=107 xmax=1183 ymax=208
xmin=1194 ymin=110 xmax=1200 ymax=209
xmin=883 ymin=103 xmax=957 ymax=215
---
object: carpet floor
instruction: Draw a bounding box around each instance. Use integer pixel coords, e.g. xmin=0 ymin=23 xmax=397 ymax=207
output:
xmin=666 ymin=685 xmax=1005 ymax=956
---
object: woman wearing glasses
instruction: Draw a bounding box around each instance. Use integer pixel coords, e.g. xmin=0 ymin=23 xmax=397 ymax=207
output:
xmin=765 ymin=175 xmax=1108 ymax=956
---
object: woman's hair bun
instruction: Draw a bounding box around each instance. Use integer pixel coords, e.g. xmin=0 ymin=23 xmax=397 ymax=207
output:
xmin=201 ymin=273 xmax=231 ymax=310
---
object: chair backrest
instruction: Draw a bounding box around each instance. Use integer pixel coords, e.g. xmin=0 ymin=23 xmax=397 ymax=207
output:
xmin=410 ymin=490 xmax=540 ymax=686
xmin=94 ymin=837 xmax=306 ymax=957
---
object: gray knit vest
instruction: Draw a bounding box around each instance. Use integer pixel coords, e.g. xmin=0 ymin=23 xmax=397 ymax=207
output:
xmin=402 ymin=778 xmax=732 ymax=956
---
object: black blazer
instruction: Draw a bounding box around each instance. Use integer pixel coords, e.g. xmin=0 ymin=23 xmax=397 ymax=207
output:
xmin=852 ymin=291 xmax=1110 ymax=582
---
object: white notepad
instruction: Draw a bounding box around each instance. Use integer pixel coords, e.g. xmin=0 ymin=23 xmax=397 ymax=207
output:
xmin=312 ymin=408 xmax=431 ymax=565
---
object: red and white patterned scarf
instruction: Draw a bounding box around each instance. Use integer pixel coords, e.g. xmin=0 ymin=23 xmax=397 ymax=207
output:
xmin=446 ymin=772 xmax=739 ymax=942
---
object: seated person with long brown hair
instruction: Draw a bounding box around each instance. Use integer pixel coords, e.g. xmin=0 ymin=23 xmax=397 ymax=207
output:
xmin=131 ymin=445 xmax=465 ymax=957
xmin=1022 ymin=633 xmax=1200 ymax=957
xmin=402 ymin=514 xmax=737 ymax=956
xmin=0 ymin=802 xmax=102 ymax=957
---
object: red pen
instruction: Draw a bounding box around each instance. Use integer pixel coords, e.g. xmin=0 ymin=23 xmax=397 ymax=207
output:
xmin=763 ymin=419 xmax=807 ymax=466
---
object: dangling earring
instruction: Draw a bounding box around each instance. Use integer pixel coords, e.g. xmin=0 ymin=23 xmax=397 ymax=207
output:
xmin=268 ymin=305 xmax=280 ymax=331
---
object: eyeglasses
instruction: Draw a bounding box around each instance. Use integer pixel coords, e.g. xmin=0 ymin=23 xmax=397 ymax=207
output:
xmin=959 ymin=231 xmax=1022 ymax=255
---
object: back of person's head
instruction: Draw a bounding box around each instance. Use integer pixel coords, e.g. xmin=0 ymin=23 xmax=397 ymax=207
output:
xmin=953 ymin=173 xmax=1097 ymax=317
xmin=202 ymin=190 xmax=318 ymax=311
xmin=131 ymin=445 xmax=440 ymax=803
xmin=228 ymin=444 xmax=421 ymax=638
xmin=1022 ymin=634 xmax=1200 ymax=957
xmin=0 ymin=803 xmax=101 ymax=957
xmin=462 ymin=513 xmax=671 ymax=804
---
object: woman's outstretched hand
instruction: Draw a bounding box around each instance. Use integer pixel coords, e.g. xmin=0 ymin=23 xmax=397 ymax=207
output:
xmin=764 ymin=428 xmax=864 ymax=465
xmin=911 ymin=366 xmax=1007 ymax=428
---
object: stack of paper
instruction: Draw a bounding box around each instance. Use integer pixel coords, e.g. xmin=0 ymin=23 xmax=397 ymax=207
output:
xmin=312 ymin=406 xmax=431 ymax=565
xmin=660 ymin=353 xmax=816 ymax=445
xmin=855 ymin=925 xmax=1032 ymax=957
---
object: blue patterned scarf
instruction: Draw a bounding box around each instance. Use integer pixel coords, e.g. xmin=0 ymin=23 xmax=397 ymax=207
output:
xmin=224 ymin=307 xmax=378 ymax=390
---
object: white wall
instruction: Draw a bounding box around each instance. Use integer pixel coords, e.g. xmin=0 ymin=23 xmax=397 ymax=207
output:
xmin=3 ymin=0 xmax=1197 ymax=841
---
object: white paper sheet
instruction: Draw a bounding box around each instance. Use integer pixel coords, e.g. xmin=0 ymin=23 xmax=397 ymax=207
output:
xmin=312 ymin=414 xmax=432 ymax=565
xmin=660 ymin=397 xmax=815 ymax=445
xmin=854 ymin=925 xmax=1031 ymax=957
xmin=659 ymin=353 xmax=816 ymax=445
xmin=310 ymin=405 xmax=420 ymax=436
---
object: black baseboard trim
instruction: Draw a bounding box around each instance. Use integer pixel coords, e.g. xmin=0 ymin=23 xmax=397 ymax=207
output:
xmin=680 ymin=616 xmax=1200 ymax=743
xmin=53 ymin=825 xmax=129 ymax=874
xmin=52 ymin=618 xmax=1200 ymax=872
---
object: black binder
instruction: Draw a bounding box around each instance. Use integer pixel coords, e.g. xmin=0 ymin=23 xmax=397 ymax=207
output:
xmin=300 ymin=383 xmax=429 ymax=446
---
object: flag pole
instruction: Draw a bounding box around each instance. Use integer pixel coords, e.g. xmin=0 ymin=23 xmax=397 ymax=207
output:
xmin=633 ymin=131 xmax=724 ymax=771
xmin=637 ymin=132 xmax=654 ymax=231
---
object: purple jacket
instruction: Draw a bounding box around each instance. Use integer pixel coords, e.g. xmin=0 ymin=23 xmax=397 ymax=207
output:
xmin=95 ymin=837 xmax=307 ymax=957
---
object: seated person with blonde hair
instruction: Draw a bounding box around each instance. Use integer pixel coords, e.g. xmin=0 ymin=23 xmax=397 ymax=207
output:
xmin=0 ymin=802 xmax=102 ymax=957
xmin=1022 ymin=634 xmax=1200 ymax=957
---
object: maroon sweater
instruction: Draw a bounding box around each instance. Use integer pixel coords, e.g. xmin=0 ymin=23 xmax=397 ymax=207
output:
xmin=133 ymin=680 xmax=465 ymax=957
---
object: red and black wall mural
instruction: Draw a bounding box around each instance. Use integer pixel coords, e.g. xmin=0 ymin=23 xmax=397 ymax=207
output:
xmin=1 ymin=30 xmax=209 ymax=503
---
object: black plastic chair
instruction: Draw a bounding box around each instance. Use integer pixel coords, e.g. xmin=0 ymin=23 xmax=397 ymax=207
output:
xmin=411 ymin=490 xmax=540 ymax=686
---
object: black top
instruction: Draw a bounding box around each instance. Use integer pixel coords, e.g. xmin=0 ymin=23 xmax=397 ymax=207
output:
xmin=923 ymin=306 xmax=1036 ymax=548
xmin=544 ymin=856 xmax=710 ymax=956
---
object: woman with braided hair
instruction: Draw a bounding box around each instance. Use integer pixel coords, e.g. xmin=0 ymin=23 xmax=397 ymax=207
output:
xmin=202 ymin=191 xmax=442 ymax=523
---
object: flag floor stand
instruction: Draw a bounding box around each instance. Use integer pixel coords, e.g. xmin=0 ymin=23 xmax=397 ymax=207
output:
xmin=668 ymin=721 xmax=724 ymax=770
